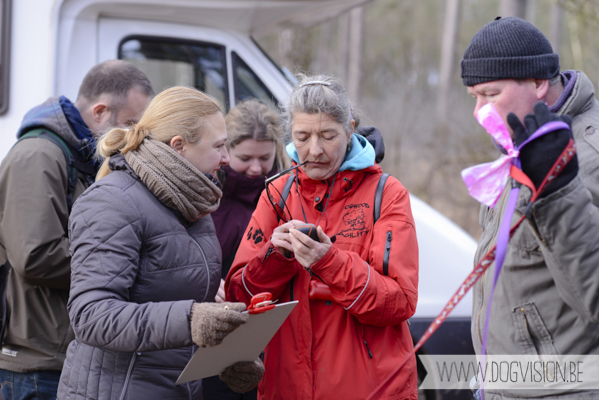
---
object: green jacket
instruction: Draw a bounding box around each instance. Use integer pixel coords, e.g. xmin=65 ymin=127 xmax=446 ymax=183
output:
xmin=472 ymin=71 xmax=599 ymax=399
xmin=0 ymin=97 xmax=91 ymax=372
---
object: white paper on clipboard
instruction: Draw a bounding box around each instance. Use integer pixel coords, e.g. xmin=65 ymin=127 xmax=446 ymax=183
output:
xmin=176 ymin=300 xmax=298 ymax=385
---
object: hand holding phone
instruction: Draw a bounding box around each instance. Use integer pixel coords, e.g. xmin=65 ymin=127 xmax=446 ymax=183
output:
xmin=289 ymin=224 xmax=332 ymax=269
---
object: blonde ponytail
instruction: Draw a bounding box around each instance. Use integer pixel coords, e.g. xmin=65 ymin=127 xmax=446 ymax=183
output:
xmin=96 ymin=125 xmax=150 ymax=180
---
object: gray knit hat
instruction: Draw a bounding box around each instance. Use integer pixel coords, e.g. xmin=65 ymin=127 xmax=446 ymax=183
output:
xmin=461 ymin=17 xmax=560 ymax=86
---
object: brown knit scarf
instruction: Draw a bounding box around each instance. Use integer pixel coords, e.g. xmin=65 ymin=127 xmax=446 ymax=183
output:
xmin=124 ymin=139 xmax=222 ymax=222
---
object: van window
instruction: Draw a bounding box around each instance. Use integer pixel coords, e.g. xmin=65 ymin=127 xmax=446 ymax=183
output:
xmin=0 ymin=0 xmax=11 ymax=115
xmin=119 ymin=36 xmax=228 ymax=107
xmin=232 ymin=52 xmax=278 ymax=109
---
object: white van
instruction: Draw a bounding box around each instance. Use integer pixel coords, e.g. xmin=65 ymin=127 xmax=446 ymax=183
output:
xmin=0 ymin=1 xmax=477 ymax=398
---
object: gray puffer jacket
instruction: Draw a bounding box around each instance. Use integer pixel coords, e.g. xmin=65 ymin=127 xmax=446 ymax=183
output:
xmin=473 ymin=70 xmax=599 ymax=399
xmin=57 ymin=154 xmax=221 ymax=400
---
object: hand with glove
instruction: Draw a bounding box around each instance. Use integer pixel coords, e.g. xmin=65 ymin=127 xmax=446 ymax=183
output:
xmin=220 ymin=358 xmax=265 ymax=393
xmin=507 ymin=101 xmax=578 ymax=197
xmin=189 ymin=302 xmax=248 ymax=347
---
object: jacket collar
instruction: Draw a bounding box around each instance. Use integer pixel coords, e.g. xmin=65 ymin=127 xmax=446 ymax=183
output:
xmin=58 ymin=96 xmax=100 ymax=169
xmin=293 ymin=162 xmax=381 ymax=206
xmin=109 ymin=153 xmax=138 ymax=179
xmin=549 ymin=70 xmax=577 ymax=113
xmin=17 ymin=96 xmax=100 ymax=169
xmin=556 ymin=70 xmax=596 ymax=119
xmin=221 ymin=164 xmax=277 ymax=204
xmin=18 ymin=97 xmax=83 ymax=149
xmin=284 ymin=131 xmax=380 ymax=209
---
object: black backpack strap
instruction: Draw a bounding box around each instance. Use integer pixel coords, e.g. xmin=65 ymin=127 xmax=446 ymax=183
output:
xmin=276 ymin=174 xmax=296 ymax=223
xmin=17 ymin=129 xmax=94 ymax=211
xmin=373 ymin=173 xmax=390 ymax=276
xmin=373 ymin=173 xmax=389 ymax=224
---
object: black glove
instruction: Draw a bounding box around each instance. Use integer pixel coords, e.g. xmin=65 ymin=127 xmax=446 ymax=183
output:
xmin=506 ymin=102 xmax=578 ymax=197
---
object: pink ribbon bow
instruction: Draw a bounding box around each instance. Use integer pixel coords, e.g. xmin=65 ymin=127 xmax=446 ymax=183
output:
xmin=461 ymin=103 xmax=518 ymax=208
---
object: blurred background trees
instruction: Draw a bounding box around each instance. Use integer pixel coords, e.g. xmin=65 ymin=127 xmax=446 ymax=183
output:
xmin=255 ymin=0 xmax=599 ymax=239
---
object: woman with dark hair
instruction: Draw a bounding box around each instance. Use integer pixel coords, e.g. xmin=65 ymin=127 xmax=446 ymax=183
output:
xmin=226 ymin=75 xmax=419 ymax=400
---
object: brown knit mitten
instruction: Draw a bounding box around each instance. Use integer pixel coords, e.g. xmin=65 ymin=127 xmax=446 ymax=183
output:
xmin=189 ymin=302 xmax=248 ymax=347
xmin=219 ymin=358 xmax=265 ymax=393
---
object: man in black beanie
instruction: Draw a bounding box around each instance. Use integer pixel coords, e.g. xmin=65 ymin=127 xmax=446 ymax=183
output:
xmin=462 ymin=17 xmax=599 ymax=400
xmin=463 ymin=17 xmax=566 ymax=126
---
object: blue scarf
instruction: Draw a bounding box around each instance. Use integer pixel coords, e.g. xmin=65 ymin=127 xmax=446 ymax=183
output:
xmin=59 ymin=96 xmax=101 ymax=169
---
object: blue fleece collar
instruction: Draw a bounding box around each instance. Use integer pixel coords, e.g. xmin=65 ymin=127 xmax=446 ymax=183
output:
xmin=285 ymin=133 xmax=375 ymax=172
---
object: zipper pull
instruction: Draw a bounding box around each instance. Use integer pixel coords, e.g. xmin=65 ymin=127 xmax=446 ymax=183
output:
xmin=363 ymin=339 xmax=373 ymax=359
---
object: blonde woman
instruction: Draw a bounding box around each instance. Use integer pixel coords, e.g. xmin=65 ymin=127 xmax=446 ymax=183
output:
xmin=205 ymin=100 xmax=289 ymax=399
xmin=57 ymin=87 xmax=264 ymax=400
xmin=211 ymin=100 xmax=289 ymax=301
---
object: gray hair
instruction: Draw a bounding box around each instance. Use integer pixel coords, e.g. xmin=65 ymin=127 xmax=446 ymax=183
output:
xmin=282 ymin=74 xmax=359 ymax=142
xmin=549 ymin=73 xmax=562 ymax=87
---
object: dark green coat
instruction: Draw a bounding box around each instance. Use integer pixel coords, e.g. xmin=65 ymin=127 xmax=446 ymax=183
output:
xmin=472 ymin=71 xmax=599 ymax=399
xmin=0 ymin=97 xmax=90 ymax=372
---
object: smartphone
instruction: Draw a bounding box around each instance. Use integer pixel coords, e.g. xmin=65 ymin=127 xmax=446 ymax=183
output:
xmin=294 ymin=223 xmax=320 ymax=243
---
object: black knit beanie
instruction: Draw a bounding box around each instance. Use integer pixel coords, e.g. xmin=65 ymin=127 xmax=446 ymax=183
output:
xmin=461 ymin=17 xmax=560 ymax=86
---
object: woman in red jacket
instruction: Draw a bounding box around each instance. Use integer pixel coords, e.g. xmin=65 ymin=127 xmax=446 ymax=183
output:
xmin=225 ymin=75 xmax=419 ymax=400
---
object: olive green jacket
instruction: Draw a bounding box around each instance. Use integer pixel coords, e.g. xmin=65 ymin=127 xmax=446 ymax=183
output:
xmin=472 ymin=71 xmax=599 ymax=399
xmin=0 ymin=97 xmax=90 ymax=372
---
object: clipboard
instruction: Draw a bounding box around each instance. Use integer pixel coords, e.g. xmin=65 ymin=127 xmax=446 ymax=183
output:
xmin=176 ymin=300 xmax=298 ymax=384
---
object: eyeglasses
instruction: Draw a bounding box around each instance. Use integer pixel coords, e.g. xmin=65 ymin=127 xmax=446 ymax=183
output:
xmin=265 ymin=161 xmax=308 ymax=223
xmin=265 ymin=160 xmax=308 ymax=185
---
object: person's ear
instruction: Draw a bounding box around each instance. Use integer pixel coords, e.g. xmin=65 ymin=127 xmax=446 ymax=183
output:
xmin=534 ymin=79 xmax=550 ymax=101
xmin=346 ymin=121 xmax=355 ymax=153
xmin=91 ymin=102 xmax=109 ymax=123
xmin=170 ymin=136 xmax=186 ymax=156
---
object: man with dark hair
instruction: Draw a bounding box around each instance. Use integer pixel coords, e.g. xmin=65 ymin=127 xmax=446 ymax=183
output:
xmin=75 ymin=59 xmax=154 ymax=127
xmin=462 ymin=17 xmax=599 ymax=399
xmin=0 ymin=59 xmax=152 ymax=400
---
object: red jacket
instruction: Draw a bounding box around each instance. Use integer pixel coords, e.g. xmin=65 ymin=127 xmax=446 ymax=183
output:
xmin=226 ymin=164 xmax=419 ymax=400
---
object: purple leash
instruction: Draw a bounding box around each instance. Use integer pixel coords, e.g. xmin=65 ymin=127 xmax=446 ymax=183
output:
xmin=479 ymin=121 xmax=570 ymax=399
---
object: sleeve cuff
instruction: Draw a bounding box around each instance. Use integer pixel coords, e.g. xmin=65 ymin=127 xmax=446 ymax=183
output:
xmin=242 ymin=240 xmax=302 ymax=293
xmin=309 ymin=245 xmax=346 ymax=282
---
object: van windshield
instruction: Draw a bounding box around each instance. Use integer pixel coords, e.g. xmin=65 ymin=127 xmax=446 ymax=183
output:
xmin=119 ymin=36 xmax=228 ymax=106
xmin=118 ymin=36 xmax=282 ymax=110
xmin=232 ymin=52 xmax=278 ymax=110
